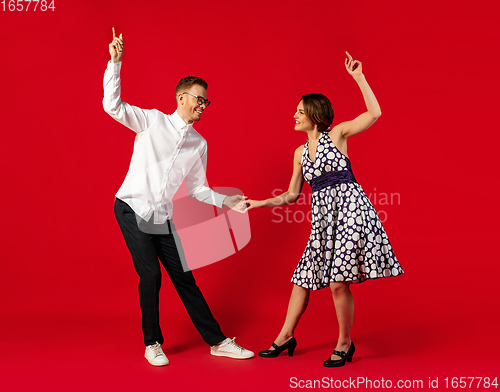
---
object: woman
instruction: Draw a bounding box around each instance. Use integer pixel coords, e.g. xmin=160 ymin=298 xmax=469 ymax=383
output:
xmin=245 ymin=52 xmax=404 ymax=367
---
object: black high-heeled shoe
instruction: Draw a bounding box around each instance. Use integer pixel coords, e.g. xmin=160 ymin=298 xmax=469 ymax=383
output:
xmin=258 ymin=337 xmax=297 ymax=358
xmin=323 ymin=341 xmax=355 ymax=367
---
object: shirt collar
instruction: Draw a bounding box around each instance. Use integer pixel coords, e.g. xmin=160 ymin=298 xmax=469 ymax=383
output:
xmin=172 ymin=110 xmax=193 ymax=132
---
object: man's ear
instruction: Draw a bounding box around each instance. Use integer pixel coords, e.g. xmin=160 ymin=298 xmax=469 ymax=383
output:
xmin=177 ymin=93 xmax=184 ymax=106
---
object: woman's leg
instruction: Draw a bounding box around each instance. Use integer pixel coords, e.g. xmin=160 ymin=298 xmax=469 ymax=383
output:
xmin=269 ymin=284 xmax=310 ymax=349
xmin=329 ymin=281 xmax=354 ymax=359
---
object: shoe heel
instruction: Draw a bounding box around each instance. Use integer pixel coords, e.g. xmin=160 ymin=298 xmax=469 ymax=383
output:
xmin=287 ymin=339 xmax=297 ymax=357
xmin=346 ymin=342 xmax=355 ymax=362
xmin=258 ymin=336 xmax=297 ymax=358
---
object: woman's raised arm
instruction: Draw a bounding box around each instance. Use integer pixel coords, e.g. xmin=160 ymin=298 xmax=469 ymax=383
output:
xmin=333 ymin=51 xmax=382 ymax=139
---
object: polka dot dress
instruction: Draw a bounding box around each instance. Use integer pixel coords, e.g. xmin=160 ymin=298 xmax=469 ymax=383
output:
xmin=291 ymin=132 xmax=404 ymax=290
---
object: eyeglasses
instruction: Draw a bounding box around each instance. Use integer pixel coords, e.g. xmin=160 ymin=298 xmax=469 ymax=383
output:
xmin=183 ymin=92 xmax=211 ymax=107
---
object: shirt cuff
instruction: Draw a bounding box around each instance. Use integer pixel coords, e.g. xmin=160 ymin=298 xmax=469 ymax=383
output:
xmin=107 ymin=61 xmax=122 ymax=73
xmin=214 ymin=192 xmax=227 ymax=209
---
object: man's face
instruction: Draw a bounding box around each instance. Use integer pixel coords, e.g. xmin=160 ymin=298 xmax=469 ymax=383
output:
xmin=177 ymin=84 xmax=208 ymax=124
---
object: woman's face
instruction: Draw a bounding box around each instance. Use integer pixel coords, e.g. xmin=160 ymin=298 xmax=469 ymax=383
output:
xmin=294 ymin=100 xmax=316 ymax=132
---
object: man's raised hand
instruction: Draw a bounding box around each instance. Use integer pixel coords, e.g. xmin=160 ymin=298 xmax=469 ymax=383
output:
xmin=109 ymin=27 xmax=123 ymax=63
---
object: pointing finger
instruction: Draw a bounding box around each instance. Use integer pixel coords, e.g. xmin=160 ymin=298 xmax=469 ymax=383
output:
xmin=112 ymin=27 xmax=116 ymax=38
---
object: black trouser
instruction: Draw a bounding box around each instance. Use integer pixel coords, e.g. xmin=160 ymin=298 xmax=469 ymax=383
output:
xmin=114 ymin=198 xmax=226 ymax=347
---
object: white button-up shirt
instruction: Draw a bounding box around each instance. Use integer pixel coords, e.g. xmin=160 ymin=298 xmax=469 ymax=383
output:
xmin=103 ymin=61 xmax=226 ymax=224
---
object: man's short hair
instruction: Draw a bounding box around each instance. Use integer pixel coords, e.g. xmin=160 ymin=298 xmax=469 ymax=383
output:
xmin=175 ymin=76 xmax=208 ymax=100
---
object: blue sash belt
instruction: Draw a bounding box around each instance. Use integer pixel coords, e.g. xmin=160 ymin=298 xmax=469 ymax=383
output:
xmin=309 ymin=169 xmax=357 ymax=193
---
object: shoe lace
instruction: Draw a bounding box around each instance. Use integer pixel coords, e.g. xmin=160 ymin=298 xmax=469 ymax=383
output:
xmin=225 ymin=337 xmax=243 ymax=352
xmin=150 ymin=343 xmax=163 ymax=357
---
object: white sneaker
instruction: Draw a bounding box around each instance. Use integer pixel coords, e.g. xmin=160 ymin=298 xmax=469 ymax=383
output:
xmin=144 ymin=342 xmax=169 ymax=366
xmin=210 ymin=337 xmax=254 ymax=359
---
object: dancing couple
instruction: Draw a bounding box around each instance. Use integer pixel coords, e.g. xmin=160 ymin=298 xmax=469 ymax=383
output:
xmin=103 ymin=28 xmax=403 ymax=367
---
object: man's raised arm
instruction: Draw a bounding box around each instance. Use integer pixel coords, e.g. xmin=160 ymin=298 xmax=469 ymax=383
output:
xmin=103 ymin=28 xmax=156 ymax=134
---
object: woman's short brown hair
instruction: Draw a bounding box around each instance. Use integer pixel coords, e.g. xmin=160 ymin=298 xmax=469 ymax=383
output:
xmin=301 ymin=93 xmax=334 ymax=132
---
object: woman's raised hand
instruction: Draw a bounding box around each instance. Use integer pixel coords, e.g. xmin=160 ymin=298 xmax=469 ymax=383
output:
xmin=109 ymin=27 xmax=123 ymax=63
xmin=345 ymin=51 xmax=362 ymax=77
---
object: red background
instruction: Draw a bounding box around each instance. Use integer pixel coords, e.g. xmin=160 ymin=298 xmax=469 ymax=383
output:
xmin=1 ymin=0 xmax=499 ymax=390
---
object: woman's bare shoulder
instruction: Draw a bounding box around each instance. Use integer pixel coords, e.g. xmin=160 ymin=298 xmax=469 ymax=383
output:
xmin=294 ymin=144 xmax=305 ymax=158
xmin=328 ymin=126 xmax=344 ymax=144
xmin=295 ymin=144 xmax=305 ymax=153
xmin=293 ymin=145 xmax=305 ymax=165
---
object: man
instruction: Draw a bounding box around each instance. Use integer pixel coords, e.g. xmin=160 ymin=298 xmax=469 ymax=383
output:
xmin=103 ymin=28 xmax=253 ymax=366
